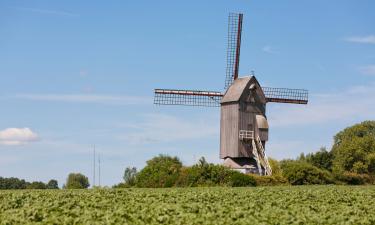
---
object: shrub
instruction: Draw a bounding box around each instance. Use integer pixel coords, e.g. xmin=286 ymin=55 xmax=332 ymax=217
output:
xmin=335 ymin=172 xmax=372 ymax=185
xmin=136 ymin=155 xmax=182 ymax=188
xmin=281 ymin=161 xmax=335 ymax=185
xmin=229 ymin=172 xmax=256 ymax=187
xmin=176 ymin=159 xmax=235 ymax=187
xmin=250 ymin=175 xmax=289 ymax=186
xmin=112 ymin=183 xmax=128 ymax=188
xmin=65 ymin=173 xmax=90 ymax=189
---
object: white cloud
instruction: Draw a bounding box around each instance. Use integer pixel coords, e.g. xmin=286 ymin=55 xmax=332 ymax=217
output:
xmin=267 ymin=83 xmax=375 ymax=127
xmin=120 ymin=113 xmax=219 ymax=144
xmin=359 ymin=65 xmax=375 ymax=76
xmin=11 ymin=7 xmax=79 ymax=17
xmin=344 ymin=35 xmax=375 ymax=44
xmin=0 ymin=128 xmax=39 ymax=146
xmin=262 ymin=46 xmax=279 ymax=54
xmin=12 ymin=94 xmax=152 ymax=105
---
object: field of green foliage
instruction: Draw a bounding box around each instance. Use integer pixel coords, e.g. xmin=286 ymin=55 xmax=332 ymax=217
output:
xmin=1 ymin=186 xmax=375 ymax=225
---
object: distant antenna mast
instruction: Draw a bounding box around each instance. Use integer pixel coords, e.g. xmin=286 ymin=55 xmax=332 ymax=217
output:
xmin=93 ymin=145 xmax=96 ymax=187
xmin=98 ymin=154 xmax=101 ymax=187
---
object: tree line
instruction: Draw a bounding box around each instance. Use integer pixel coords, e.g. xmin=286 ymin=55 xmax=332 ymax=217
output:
xmin=114 ymin=121 xmax=375 ymax=187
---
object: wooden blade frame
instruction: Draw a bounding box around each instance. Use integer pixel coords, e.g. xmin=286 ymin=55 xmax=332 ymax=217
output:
xmin=154 ymin=89 xmax=223 ymax=107
xmin=224 ymin=13 xmax=243 ymax=90
xmin=262 ymin=87 xmax=308 ymax=104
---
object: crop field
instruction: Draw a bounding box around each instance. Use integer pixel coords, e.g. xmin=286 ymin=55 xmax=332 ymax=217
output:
xmin=0 ymin=186 xmax=375 ymax=225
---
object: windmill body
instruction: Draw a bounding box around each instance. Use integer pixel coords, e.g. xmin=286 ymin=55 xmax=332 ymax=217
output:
xmin=154 ymin=13 xmax=308 ymax=176
xmin=220 ymin=76 xmax=269 ymax=174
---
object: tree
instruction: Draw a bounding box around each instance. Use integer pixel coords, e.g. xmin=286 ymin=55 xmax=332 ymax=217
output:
xmin=268 ymin=158 xmax=282 ymax=176
xmin=65 ymin=173 xmax=90 ymax=189
xmin=136 ymin=155 xmax=182 ymax=188
xmin=305 ymin=147 xmax=333 ymax=171
xmin=0 ymin=177 xmax=28 ymax=189
xmin=47 ymin=179 xmax=59 ymax=189
xmin=281 ymin=161 xmax=334 ymax=185
xmin=331 ymin=121 xmax=375 ymax=175
xmin=123 ymin=167 xmax=137 ymax=186
xmin=26 ymin=181 xmax=47 ymax=189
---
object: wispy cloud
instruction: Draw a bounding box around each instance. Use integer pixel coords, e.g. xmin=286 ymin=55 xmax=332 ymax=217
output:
xmin=11 ymin=94 xmax=152 ymax=105
xmin=262 ymin=45 xmax=279 ymax=54
xmin=359 ymin=65 xmax=375 ymax=76
xmin=0 ymin=128 xmax=39 ymax=146
xmin=344 ymin=35 xmax=375 ymax=44
xmin=11 ymin=7 xmax=79 ymax=17
xmin=267 ymin=83 xmax=375 ymax=127
xmin=119 ymin=113 xmax=219 ymax=144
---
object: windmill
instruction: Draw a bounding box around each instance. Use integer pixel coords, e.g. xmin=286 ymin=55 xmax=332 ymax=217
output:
xmin=154 ymin=13 xmax=308 ymax=175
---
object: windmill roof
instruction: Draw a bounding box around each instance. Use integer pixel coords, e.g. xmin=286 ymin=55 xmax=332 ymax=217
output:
xmin=221 ymin=76 xmax=262 ymax=103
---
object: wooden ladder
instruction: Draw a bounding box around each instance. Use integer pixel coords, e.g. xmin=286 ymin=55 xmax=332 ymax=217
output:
xmin=252 ymin=135 xmax=272 ymax=176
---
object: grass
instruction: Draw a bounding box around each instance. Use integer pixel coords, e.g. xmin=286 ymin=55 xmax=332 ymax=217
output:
xmin=1 ymin=186 xmax=375 ymax=224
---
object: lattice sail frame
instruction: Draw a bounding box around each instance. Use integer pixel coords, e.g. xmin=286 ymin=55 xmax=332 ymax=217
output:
xmin=262 ymin=87 xmax=308 ymax=104
xmin=154 ymin=89 xmax=222 ymax=107
xmin=224 ymin=13 xmax=243 ymax=90
xmin=154 ymin=87 xmax=308 ymax=107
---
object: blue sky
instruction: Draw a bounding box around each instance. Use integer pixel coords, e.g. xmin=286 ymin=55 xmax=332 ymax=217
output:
xmin=0 ymin=0 xmax=374 ymax=187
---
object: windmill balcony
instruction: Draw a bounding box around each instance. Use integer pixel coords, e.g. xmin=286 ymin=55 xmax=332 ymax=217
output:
xmin=239 ymin=130 xmax=254 ymax=141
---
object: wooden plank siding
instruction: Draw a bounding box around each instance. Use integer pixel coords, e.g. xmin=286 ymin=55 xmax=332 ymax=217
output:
xmin=220 ymin=103 xmax=239 ymax=158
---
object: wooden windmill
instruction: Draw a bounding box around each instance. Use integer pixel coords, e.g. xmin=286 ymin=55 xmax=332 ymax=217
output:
xmin=154 ymin=13 xmax=308 ymax=175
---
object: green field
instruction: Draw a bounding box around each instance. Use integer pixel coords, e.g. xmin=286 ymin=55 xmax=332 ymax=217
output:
xmin=1 ymin=186 xmax=375 ymax=225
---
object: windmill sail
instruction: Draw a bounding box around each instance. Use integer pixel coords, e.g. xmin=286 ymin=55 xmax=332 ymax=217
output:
xmin=154 ymin=89 xmax=222 ymax=107
xmin=224 ymin=13 xmax=243 ymax=90
xmin=262 ymin=87 xmax=308 ymax=104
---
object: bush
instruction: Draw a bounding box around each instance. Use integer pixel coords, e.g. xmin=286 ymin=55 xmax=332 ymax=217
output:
xmin=335 ymin=172 xmax=372 ymax=185
xmin=176 ymin=158 xmax=237 ymax=187
xmin=229 ymin=172 xmax=256 ymax=187
xmin=250 ymin=175 xmax=289 ymax=186
xmin=112 ymin=183 xmax=128 ymax=188
xmin=136 ymin=155 xmax=182 ymax=188
xmin=281 ymin=161 xmax=335 ymax=185
xmin=65 ymin=173 xmax=90 ymax=189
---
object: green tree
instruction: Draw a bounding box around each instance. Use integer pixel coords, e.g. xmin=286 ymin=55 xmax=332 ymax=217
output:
xmin=26 ymin=181 xmax=47 ymax=189
xmin=65 ymin=173 xmax=90 ymax=189
xmin=281 ymin=161 xmax=334 ymax=185
xmin=332 ymin=121 xmax=375 ymax=175
xmin=136 ymin=155 xmax=182 ymax=188
xmin=46 ymin=179 xmax=59 ymax=189
xmin=305 ymin=147 xmax=333 ymax=171
xmin=0 ymin=177 xmax=28 ymax=189
xmin=268 ymin=158 xmax=282 ymax=176
xmin=123 ymin=167 xmax=137 ymax=186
